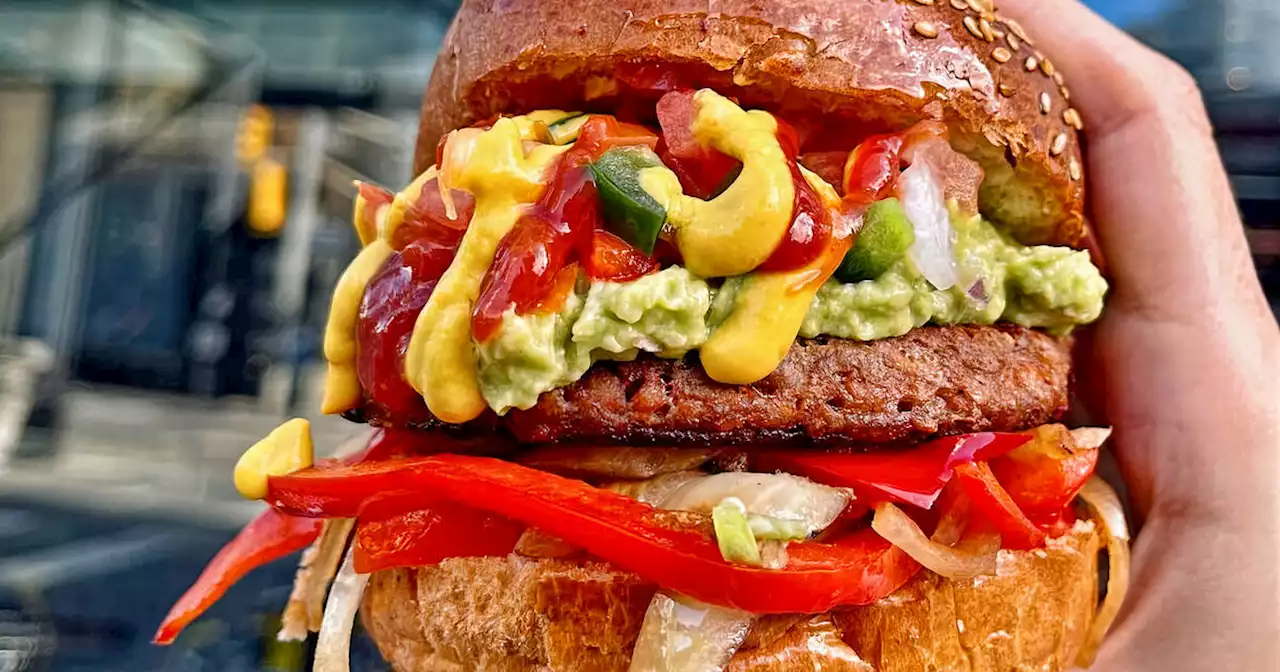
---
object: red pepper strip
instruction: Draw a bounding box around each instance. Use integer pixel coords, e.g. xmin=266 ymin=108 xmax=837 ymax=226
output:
xmin=989 ymin=425 xmax=1100 ymax=518
xmin=952 ymin=462 xmax=1046 ymax=550
xmin=754 ymin=432 xmax=1032 ymax=510
xmin=267 ymin=455 xmax=921 ymax=613
xmin=353 ymin=499 xmax=523 ymax=574
xmin=153 ymin=508 xmax=322 ymax=644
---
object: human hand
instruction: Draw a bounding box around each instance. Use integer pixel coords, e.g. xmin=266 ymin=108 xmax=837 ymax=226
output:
xmin=999 ymin=1 xmax=1280 ymax=669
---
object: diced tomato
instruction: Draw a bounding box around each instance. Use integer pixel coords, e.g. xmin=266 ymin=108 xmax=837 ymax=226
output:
xmin=153 ymin=508 xmax=322 ymax=645
xmin=574 ymin=116 xmax=659 ymax=156
xmin=843 ymin=134 xmax=905 ymax=208
xmin=353 ymin=499 xmax=523 ymax=574
xmin=655 ymin=91 xmax=742 ymax=199
xmin=389 ymin=179 xmax=475 ymax=251
xmin=355 ymin=182 xmax=394 ymax=244
xmin=267 ymin=455 xmax=922 ymax=613
xmin=952 ymin=462 xmax=1046 ymax=550
xmin=615 ymin=64 xmax=690 ymax=96
xmin=755 ymin=432 xmax=1033 ymax=510
xmin=584 ymin=230 xmax=659 ymax=282
xmin=989 ymin=425 xmax=1100 ymax=518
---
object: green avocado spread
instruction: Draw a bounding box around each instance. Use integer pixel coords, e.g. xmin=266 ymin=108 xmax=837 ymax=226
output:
xmin=475 ymin=211 xmax=1107 ymax=414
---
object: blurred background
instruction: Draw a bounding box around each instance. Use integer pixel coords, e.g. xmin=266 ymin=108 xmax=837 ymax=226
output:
xmin=0 ymin=0 xmax=1274 ymax=669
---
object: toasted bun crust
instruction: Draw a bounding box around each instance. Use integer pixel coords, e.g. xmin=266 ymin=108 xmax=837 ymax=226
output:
xmin=362 ymin=523 xmax=1100 ymax=671
xmin=349 ymin=325 xmax=1073 ymax=447
xmin=417 ymin=0 xmax=1084 ymax=246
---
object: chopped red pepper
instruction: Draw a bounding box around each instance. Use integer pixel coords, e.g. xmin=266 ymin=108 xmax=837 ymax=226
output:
xmin=655 ymin=91 xmax=742 ymax=199
xmin=153 ymin=508 xmax=322 ymax=645
xmin=353 ymin=499 xmax=523 ymax=574
xmin=952 ymin=462 xmax=1047 ymax=550
xmin=584 ymin=229 xmax=659 ymax=281
xmin=989 ymin=425 xmax=1100 ymax=518
xmin=754 ymin=432 xmax=1032 ymax=510
xmin=267 ymin=455 xmax=921 ymax=613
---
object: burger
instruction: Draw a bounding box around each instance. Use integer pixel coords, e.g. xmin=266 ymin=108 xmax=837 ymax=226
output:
xmin=154 ymin=0 xmax=1132 ymax=670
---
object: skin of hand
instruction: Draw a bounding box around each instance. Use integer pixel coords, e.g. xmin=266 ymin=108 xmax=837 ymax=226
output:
xmin=999 ymin=1 xmax=1280 ymax=669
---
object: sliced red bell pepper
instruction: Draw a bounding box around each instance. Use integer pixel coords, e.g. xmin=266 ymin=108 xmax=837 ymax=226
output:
xmin=153 ymin=507 xmax=322 ymax=645
xmin=267 ymin=455 xmax=921 ymax=613
xmin=353 ymin=499 xmax=524 ymax=574
xmin=753 ymin=432 xmax=1032 ymax=510
xmin=989 ymin=425 xmax=1099 ymax=517
xmin=952 ymin=462 xmax=1046 ymax=550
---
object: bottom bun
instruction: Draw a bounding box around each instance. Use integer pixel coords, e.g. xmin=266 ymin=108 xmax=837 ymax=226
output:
xmin=361 ymin=522 xmax=1100 ymax=672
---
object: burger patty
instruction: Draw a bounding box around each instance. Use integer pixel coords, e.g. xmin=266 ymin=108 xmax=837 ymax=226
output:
xmin=361 ymin=523 xmax=1100 ymax=672
xmin=350 ymin=325 xmax=1072 ymax=447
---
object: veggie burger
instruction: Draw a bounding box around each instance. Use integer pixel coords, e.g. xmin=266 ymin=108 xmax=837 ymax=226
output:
xmin=156 ymin=0 xmax=1131 ymax=670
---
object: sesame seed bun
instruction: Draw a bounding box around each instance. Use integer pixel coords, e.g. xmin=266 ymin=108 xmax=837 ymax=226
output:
xmin=416 ymin=0 xmax=1085 ymax=247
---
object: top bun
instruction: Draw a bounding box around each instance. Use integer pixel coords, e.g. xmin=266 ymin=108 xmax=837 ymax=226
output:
xmin=417 ymin=0 xmax=1085 ymax=247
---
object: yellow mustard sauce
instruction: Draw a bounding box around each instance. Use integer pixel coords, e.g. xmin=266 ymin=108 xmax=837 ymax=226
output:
xmin=320 ymin=238 xmax=392 ymax=414
xmin=318 ymin=90 xmax=842 ymax=419
xmin=403 ymin=119 xmax=569 ymax=423
xmin=637 ymin=90 xmax=796 ymax=278
xmin=700 ymin=169 xmax=846 ymax=384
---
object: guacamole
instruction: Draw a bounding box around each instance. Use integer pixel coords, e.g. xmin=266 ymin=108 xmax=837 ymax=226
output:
xmin=476 ymin=212 xmax=1107 ymax=414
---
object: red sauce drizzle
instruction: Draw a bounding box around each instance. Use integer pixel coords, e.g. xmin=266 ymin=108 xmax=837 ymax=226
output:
xmin=354 ymin=179 xmax=473 ymax=423
xmin=758 ymin=120 xmax=835 ymax=272
xmin=470 ymin=117 xmax=659 ymax=343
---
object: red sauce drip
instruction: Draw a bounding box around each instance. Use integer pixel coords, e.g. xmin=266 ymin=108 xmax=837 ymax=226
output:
xmin=354 ymin=179 xmax=473 ymax=423
xmin=471 ymin=117 xmax=659 ymax=343
xmin=356 ymin=242 xmax=449 ymax=424
xmin=758 ymin=120 xmax=835 ymax=273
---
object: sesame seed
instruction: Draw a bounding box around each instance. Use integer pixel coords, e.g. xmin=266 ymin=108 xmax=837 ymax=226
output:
xmin=911 ymin=0 xmax=934 ymax=4
xmin=998 ymin=83 xmax=1016 ymax=97
xmin=1006 ymin=33 xmax=1021 ymax=51
xmin=1039 ymin=91 xmax=1051 ymax=114
xmin=992 ymin=27 xmax=1006 ymax=39
xmin=966 ymin=0 xmax=987 ymax=12
xmin=980 ymin=18 xmax=995 ymax=42
xmin=992 ymin=47 xmax=1012 ymax=63
xmin=1050 ymin=132 xmax=1068 ymax=156
xmin=1060 ymin=85 xmax=1071 ymax=101
xmin=1024 ymin=56 xmax=1038 ymax=71
xmin=963 ymin=16 xmax=984 ymax=39
xmin=1003 ymin=17 xmax=1033 ymax=46
xmin=1064 ymin=108 xmax=1084 ymax=130
xmin=1053 ymin=71 xmax=1065 ymax=87
xmin=914 ymin=21 xmax=939 ymax=38
xmin=1069 ymin=159 xmax=1082 ymax=181
xmin=1040 ymin=58 xmax=1056 ymax=77
xmin=950 ymin=0 xmax=967 ymax=10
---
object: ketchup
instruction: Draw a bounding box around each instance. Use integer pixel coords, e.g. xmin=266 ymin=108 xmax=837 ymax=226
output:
xmin=471 ymin=116 xmax=659 ymax=343
xmin=758 ymin=120 xmax=835 ymax=272
xmin=354 ymin=180 xmax=472 ymax=423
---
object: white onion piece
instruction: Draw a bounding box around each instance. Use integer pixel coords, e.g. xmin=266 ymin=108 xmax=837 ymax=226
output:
xmin=1075 ymin=477 xmax=1132 ymax=667
xmin=658 ymin=472 xmax=852 ymax=539
xmin=629 ymin=591 xmax=754 ymax=672
xmin=1071 ymin=427 xmax=1113 ymax=451
xmin=607 ymin=471 xmax=706 ymax=507
xmin=898 ymin=158 xmax=958 ymax=290
xmin=871 ymin=502 xmax=998 ymax=580
xmin=279 ymin=517 xmax=355 ymax=641
xmin=313 ymin=545 xmax=369 ymax=672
